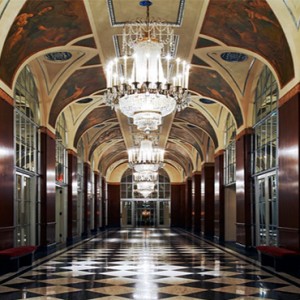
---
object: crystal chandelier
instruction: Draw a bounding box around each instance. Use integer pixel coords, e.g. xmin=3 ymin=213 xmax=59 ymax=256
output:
xmin=133 ymin=170 xmax=157 ymax=182
xmin=136 ymin=181 xmax=156 ymax=198
xmin=128 ymin=139 xmax=164 ymax=171
xmin=105 ymin=0 xmax=191 ymax=133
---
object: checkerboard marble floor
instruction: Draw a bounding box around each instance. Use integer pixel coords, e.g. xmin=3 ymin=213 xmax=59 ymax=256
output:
xmin=1 ymin=228 xmax=300 ymax=299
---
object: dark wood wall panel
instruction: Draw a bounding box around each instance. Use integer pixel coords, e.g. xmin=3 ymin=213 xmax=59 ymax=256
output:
xmin=107 ymin=184 xmax=120 ymax=227
xmin=94 ymin=172 xmax=100 ymax=231
xmin=193 ymin=173 xmax=201 ymax=234
xmin=185 ymin=178 xmax=192 ymax=230
xmin=235 ymin=131 xmax=252 ymax=247
xmin=0 ymin=96 xmax=14 ymax=249
xmin=101 ymin=177 xmax=106 ymax=229
xmin=171 ymin=184 xmax=185 ymax=227
xmin=40 ymin=129 xmax=56 ymax=247
xmin=278 ymin=92 xmax=300 ymax=250
xmin=83 ymin=163 xmax=91 ymax=236
xmin=67 ymin=150 xmax=78 ymax=242
xmin=214 ymin=152 xmax=225 ymax=241
xmin=201 ymin=163 xmax=215 ymax=237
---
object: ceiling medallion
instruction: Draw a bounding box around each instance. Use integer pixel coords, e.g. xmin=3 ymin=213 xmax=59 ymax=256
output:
xmin=105 ymin=0 xmax=191 ymax=134
xmin=45 ymin=52 xmax=72 ymax=61
xmin=199 ymin=98 xmax=215 ymax=104
xmin=220 ymin=52 xmax=248 ymax=62
xmin=77 ymin=97 xmax=93 ymax=104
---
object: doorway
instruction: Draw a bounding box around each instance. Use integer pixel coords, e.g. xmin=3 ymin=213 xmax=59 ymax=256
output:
xmin=56 ymin=186 xmax=67 ymax=243
xmin=255 ymin=172 xmax=278 ymax=246
xmin=15 ymin=173 xmax=36 ymax=246
xmin=121 ymin=200 xmax=170 ymax=227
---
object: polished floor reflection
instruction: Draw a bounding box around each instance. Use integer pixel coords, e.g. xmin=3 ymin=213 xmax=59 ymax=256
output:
xmin=1 ymin=228 xmax=300 ymax=299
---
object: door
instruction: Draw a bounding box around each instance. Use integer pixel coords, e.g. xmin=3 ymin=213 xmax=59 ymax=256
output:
xmin=136 ymin=201 xmax=156 ymax=227
xmin=16 ymin=173 xmax=36 ymax=246
xmin=121 ymin=200 xmax=134 ymax=227
xmin=255 ymin=172 xmax=278 ymax=245
xmin=56 ymin=186 xmax=67 ymax=243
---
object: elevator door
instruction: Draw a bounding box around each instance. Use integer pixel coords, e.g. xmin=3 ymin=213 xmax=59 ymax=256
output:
xmin=255 ymin=172 xmax=278 ymax=246
xmin=16 ymin=173 xmax=35 ymax=246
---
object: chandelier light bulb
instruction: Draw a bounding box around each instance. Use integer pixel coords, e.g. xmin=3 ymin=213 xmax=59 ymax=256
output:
xmin=105 ymin=1 xmax=191 ymax=133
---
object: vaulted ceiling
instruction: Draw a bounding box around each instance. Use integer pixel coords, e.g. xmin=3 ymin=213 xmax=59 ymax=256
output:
xmin=0 ymin=0 xmax=298 ymax=182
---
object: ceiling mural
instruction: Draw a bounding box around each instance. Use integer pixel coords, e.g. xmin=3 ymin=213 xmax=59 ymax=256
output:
xmin=188 ymin=68 xmax=243 ymax=128
xmin=0 ymin=0 xmax=92 ymax=87
xmin=73 ymin=106 xmax=117 ymax=147
xmin=201 ymin=0 xmax=294 ymax=87
xmin=49 ymin=67 xmax=106 ymax=127
xmin=175 ymin=108 xmax=219 ymax=147
xmin=169 ymin=126 xmax=204 ymax=160
xmin=100 ymin=145 xmax=128 ymax=175
xmin=88 ymin=127 xmax=123 ymax=160
xmin=73 ymin=37 xmax=97 ymax=48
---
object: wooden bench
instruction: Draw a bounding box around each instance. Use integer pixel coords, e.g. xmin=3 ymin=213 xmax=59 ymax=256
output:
xmin=256 ymin=245 xmax=300 ymax=272
xmin=0 ymin=246 xmax=37 ymax=272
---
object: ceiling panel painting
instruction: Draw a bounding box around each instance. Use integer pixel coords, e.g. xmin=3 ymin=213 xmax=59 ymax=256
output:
xmin=74 ymin=106 xmax=117 ymax=147
xmin=188 ymin=68 xmax=243 ymax=127
xmin=88 ymin=127 xmax=123 ymax=160
xmin=0 ymin=0 xmax=92 ymax=87
xmin=175 ymin=107 xmax=218 ymax=147
xmin=49 ymin=67 xmax=106 ymax=127
xmin=201 ymin=0 xmax=294 ymax=87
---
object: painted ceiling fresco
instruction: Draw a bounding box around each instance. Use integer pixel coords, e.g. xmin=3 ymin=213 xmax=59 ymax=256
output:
xmin=169 ymin=126 xmax=204 ymax=159
xmin=100 ymin=144 xmax=127 ymax=174
xmin=0 ymin=0 xmax=92 ymax=87
xmin=188 ymin=68 xmax=243 ymax=128
xmin=88 ymin=127 xmax=123 ymax=160
xmin=201 ymin=0 xmax=294 ymax=87
xmin=49 ymin=67 xmax=106 ymax=127
xmin=175 ymin=108 xmax=219 ymax=147
xmin=74 ymin=106 xmax=117 ymax=147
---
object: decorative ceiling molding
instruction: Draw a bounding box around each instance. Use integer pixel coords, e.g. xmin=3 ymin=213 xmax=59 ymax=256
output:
xmin=107 ymin=0 xmax=186 ymax=26
xmin=283 ymin=0 xmax=300 ymax=30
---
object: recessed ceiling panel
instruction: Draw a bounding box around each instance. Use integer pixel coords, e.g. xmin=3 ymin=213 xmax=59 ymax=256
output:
xmin=108 ymin=0 xmax=185 ymax=26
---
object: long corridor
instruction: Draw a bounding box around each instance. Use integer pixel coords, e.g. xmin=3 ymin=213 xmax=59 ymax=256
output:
xmin=1 ymin=229 xmax=300 ymax=299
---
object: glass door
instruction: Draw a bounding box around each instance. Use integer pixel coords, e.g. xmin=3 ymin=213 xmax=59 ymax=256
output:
xmin=16 ymin=173 xmax=35 ymax=246
xmin=136 ymin=201 xmax=156 ymax=227
xmin=255 ymin=172 xmax=278 ymax=245
xmin=121 ymin=201 xmax=134 ymax=227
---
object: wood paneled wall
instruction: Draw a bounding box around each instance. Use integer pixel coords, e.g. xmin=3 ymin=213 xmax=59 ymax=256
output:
xmin=278 ymin=91 xmax=300 ymax=250
xmin=235 ymin=130 xmax=252 ymax=247
xmin=67 ymin=150 xmax=78 ymax=242
xmin=171 ymin=183 xmax=186 ymax=228
xmin=0 ymin=93 xmax=14 ymax=249
xmin=101 ymin=177 xmax=106 ymax=228
xmin=107 ymin=183 xmax=120 ymax=227
xmin=40 ymin=128 xmax=56 ymax=247
xmin=214 ymin=152 xmax=225 ymax=241
xmin=185 ymin=178 xmax=192 ymax=230
xmin=193 ymin=173 xmax=201 ymax=234
xmin=83 ymin=163 xmax=91 ymax=236
xmin=94 ymin=172 xmax=100 ymax=231
xmin=201 ymin=163 xmax=215 ymax=237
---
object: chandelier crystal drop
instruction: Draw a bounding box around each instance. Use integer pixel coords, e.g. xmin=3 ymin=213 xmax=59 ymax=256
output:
xmin=133 ymin=170 xmax=158 ymax=182
xmin=128 ymin=139 xmax=164 ymax=170
xmin=105 ymin=0 xmax=191 ymax=133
